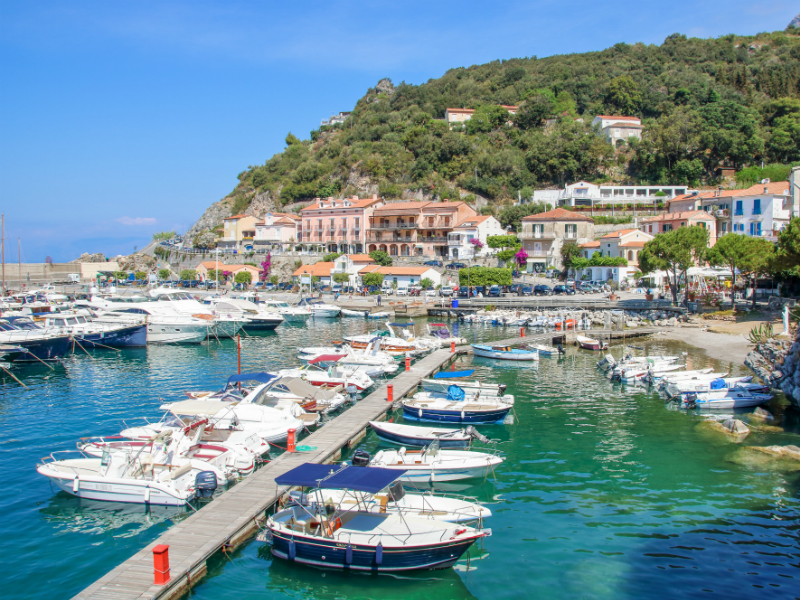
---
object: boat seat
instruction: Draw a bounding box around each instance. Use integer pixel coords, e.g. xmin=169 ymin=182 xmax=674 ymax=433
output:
xmin=159 ymin=462 xmax=192 ymax=482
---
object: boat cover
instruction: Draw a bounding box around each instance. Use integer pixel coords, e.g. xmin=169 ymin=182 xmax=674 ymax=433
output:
xmin=710 ymin=378 xmax=726 ymax=390
xmin=388 ymin=322 xmax=414 ymax=327
xmin=308 ymin=354 xmax=346 ymax=364
xmin=433 ymin=370 xmax=475 ymax=379
xmin=276 ymin=463 xmax=407 ymax=492
xmin=224 ymin=373 xmax=278 ymax=388
xmin=447 ymin=385 xmax=466 ymax=402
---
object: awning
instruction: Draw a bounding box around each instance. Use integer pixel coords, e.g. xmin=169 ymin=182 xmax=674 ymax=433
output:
xmin=308 ymin=354 xmax=346 ymax=364
xmin=433 ymin=369 xmax=475 ymax=379
xmin=275 ymin=463 xmax=406 ymax=492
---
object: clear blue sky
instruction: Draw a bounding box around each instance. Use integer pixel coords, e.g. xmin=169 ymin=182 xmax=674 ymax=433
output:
xmin=0 ymin=1 xmax=795 ymax=262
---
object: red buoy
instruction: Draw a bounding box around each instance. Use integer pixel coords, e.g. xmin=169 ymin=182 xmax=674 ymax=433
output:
xmin=153 ymin=545 xmax=170 ymax=585
xmin=287 ymin=428 xmax=296 ymax=453
xmin=387 ymin=384 xmax=394 ymax=403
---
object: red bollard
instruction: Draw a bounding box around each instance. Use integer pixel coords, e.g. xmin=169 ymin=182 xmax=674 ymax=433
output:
xmin=153 ymin=544 xmax=170 ymax=585
xmin=405 ymin=355 xmax=411 ymax=371
xmin=450 ymin=340 xmax=455 ymax=353
xmin=387 ymin=384 xmax=393 ymax=403
xmin=521 ymin=327 xmax=525 ymax=338
xmin=287 ymin=428 xmax=296 ymax=453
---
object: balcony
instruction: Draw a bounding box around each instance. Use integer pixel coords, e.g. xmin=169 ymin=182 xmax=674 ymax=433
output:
xmin=418 ymin=236 xmax=448 ymax=244
xmin=519 ymin=230 xmax=555 ymax=240
xmin=715 ymin=209 xmax=729 ymax=217
xmin=447 ymin=237 xmax=462 ymax=245
xmin=370 ymin=222 xmax=420 ymax=230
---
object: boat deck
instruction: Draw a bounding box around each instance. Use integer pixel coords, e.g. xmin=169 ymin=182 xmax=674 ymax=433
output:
xmin=74 ymin=347 xmax=468 ymax=600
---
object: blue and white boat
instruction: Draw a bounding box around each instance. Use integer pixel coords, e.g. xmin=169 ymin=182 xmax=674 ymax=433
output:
xmin=401 ymin=385 xmax=513 ymax=424
xmin=471 ymin=343 xmax=538 ymax=361
xmin=40 ymin=312 xmax=147 ymax=347
xmin=296 ymin=299 xmax=341 ymax=318
xmin=369 ymin=444 xmax=505 ymax=483
xmin=266 ymin=463 xmax=489 ymax=572
xmin=369 ymin=420 xmax=490 ymax=448
xmin=0 ymin=318 xmax=72 ymax=362
xmin=421 ymin=370 xmax=507 ymax=396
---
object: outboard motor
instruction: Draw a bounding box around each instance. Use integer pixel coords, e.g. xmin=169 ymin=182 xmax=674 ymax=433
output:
xmin=498 ymin=384 xmax=507 ymax=394
xmin=352 ymin=450 xmax=371 ymax=467
xmin=464 ymin=425 xmax=491 ymax=444
xmin=195 ymin=471 xmax=218 ymax=498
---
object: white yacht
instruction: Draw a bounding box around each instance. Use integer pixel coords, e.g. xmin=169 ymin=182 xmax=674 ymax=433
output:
xmin=207 ymin=298 xmax=284 ymax=332
xmin=87 ymin=297 xmax=212 ymax=344
xmin=296 ymin=298 xmax=341 ymax=318
xmin=257 ymin=299 xmax=311 ymax=322
xmin=147 ymin=289 xmax=246 ymax=338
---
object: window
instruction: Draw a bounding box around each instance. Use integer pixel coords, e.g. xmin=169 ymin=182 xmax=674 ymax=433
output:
xmin=721 ymin=222 xmax=728 ymax=233
xmin=565 ymin=224 xmax=577 ymax=238
xmin=735 ymin=201 xmax=743 ymax=216
xmin=750 ymin=222 xmax=762 ymax=236
xmin=753 ymin=199 xmax=761 ymax=215
xmin=663 ymin=224 xmax=673 ymax=232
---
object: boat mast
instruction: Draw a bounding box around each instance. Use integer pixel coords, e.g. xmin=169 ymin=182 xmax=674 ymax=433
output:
xmin=1 ymin=213 xmax=4 ymax=294
xmin=18 ymin=237 xmax=21 ymax=290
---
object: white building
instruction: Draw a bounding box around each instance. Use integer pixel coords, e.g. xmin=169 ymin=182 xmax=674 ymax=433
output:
xmin=321 ymin=112 xmax=351 ymax=126
xmin=578 ymin=228 xmax=653 ymax=284
xmin=331 ymin=254 xmax=377 ymax=288
xmin=447 ymin=216 xmax=505 ymax=259
xmin=729 ymin=181 xmax=795 ymax=241
xmin=531 ymin=181 xmax=690 ymax=207
xmin=358 ymin=265 xmax=442 ymax=290
xmin=253 ymin=212 xmax=300 ymax=249
xmin=444 ymin=105 xmax=518 ymax=125
xmin=591 ymin=115 xmax=643 ymax=146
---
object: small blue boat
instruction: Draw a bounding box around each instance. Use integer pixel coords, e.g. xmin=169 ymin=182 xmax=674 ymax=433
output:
xmin=471 ymin=344 xmax=538 ymax=361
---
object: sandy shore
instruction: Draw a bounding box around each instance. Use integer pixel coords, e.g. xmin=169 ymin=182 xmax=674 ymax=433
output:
xmin=655 ymin=328 xmax=754 ymax=363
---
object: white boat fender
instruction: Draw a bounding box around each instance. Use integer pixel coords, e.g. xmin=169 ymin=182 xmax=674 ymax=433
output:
xmin=144 ymin=485 xmax=151 ymax=504
xmin=72 ymin=475 xmax=80 ymax=493
xmin=418 ymin=408 xmax=423 ymax=419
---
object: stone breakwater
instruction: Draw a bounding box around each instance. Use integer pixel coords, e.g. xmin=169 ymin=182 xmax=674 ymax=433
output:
xmin=745 ymin=334 xmax=799 ymax=407
xmin=462 ymin=307 xmax=688 ymax=328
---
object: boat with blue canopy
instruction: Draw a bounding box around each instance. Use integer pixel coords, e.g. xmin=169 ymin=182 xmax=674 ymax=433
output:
xmin=471 ymin=344 xmax=539 ymax=361
xmin=421 ymin=370 xmax=507 ymax=396
xmin=265 ymin=463 xmax=489 ymax=571
xmin=401 ymin=385 xmax=513 ymax=424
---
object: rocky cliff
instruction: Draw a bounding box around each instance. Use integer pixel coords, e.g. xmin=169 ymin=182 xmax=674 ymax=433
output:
xmin=746 ymin=334 xmax=799 ymax=406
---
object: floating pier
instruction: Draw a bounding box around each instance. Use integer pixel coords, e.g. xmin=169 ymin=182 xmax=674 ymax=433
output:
xmin=74 ymin=347 xmax=469 ymax=600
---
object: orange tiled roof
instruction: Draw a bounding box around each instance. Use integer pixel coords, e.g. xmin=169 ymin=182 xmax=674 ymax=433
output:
xmin=358 ymin=266 xmax=432 ymax=276
xmin=619 ymin=241 xmax=647 ymax=248
xmin=224 ymin=214 xmax=250 ymax=220
xmin=346 ymin=254 xmax=376 ymax=263
xmin=580 ymin=241 xmax=601 ymax=248
xmin=446 ymin=108 xmax=476 ymax=114
xmin=521 ymin=208 xmax=594 ymax=222
xmin=600 ymin=228 xmax=638 ymax=238
xmin=595 ymin=115 xmax=641 ymax=122
xmin=454 ymin=216 xmax=492 ymax=228
xmin=293 ymin=262 xmax=334 ymax=277
xmin=735 ymin=181 xmax=791 ymax=196
xmin=301 ymin=197 xmax=381 ymax=212
xmin=373 ymin=202 xmax=429 ymax=213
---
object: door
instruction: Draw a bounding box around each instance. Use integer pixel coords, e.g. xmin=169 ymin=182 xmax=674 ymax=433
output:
xmin=534 ymin=242 xmax=542 ymax=256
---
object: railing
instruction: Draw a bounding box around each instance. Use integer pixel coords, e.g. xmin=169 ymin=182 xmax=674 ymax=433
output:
xmin=418 ymin=236 xmax=448 ymax=243
xmin=370 ymin=222 xmax=420 ymax=230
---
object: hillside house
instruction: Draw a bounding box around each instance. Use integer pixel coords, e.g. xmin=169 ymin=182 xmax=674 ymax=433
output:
xmin=578 ymin=229 xmax=653 ymax=284
xmin=253 ymin=213 xmax=300 ymax=250
xmin=640 ymin=211 xmax=718 ymax=246
xmin=292 ymin=262 xmax=334 ymax=286
xmin=447 ymin=216 xmax=505 ymax=259
xmin=591 ymin=115 xmax=643 ymax=146
xmin=300 ymin=195 xmax=383 ymax=254
xmin=519 ymin=208 xmax=594 ymax=272
xmin=217 ymin=214 xmax=260 ymax=251
xmin=358 ymin=265 xmax=442 ymax=290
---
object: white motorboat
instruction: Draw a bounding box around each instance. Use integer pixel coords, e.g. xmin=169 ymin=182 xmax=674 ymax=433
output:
xmin=575 ymin=334 xmax=607 ymax=351
xmin=0 ymin=317 xmax=73 ymax=362
xmin=609 ymin=356 xmax=681 ymax=380
xmin=147 ymin=289 xmax=247 ymax=338
xmin=257 ymin=300 xmax=312 ymax=322
xmin=264 ymin=376 xmax=350 ymax=414
xmin=123 ymin=399 xmax=304 ymax=445
xmin=422 ymin=323 xmax=467 ymax=347
xmin=341 ymin=308 xmax=370 ymax=318
xmin=657 ymin=369 xmax=724 ymax=385
xmin=36 ymin=432 xmax=221 ymax=506
xmin=603 ymin=353 xmax=680 ymax=374
xmin=207 ymin=298 xmax=284 ymax=331
xmin=344 ymin=322 xmax=428 ymax=356
xmin=297 ymin=299 xmax=341 ymax=318
xmin=472 ymin=344 xmax=539 ymax=361
xmin=618 ymin=363 xmax=684 ymax=383
xmin=530 ymin=343 xmax=561 ymax=357
xmin=304 ymin=341 xmax=399 ymax=377
xmin=39 ymin=311 xmax=147 ymax=348
xmin=286 ymin=484 xmax=492 ymax=525
xmin=276 ymin=365 xmax=374 ymax=391
xmin=367 ymin=444 xmax=505 ymax=482
xmin=401 ymin=392 xmax=513 ymax=425
xmin=369 ymin=421 xmax=491 ymax=448
xmin=665 ymin=376 xmax=761 ymax=399
xmin=78 ymin=418 xmax=256 ymax=478
xmin=682 ymin=387 xmax=773 ymax=409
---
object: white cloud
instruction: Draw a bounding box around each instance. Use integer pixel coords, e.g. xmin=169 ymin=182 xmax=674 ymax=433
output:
xmin=117 ymin=216 xmax=157 ymax=226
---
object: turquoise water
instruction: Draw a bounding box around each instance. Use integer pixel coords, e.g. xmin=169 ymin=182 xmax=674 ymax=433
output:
xmin=1 ymin=319 xmax=799 ymax=599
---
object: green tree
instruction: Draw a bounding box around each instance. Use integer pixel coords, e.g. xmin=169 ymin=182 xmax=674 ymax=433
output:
xmin=772 ymin=217 xmax=800 ymax=271
xmin=605 ymin=75 xmax=642 ymax=115
xmin=369 ymin=250 xmax=392 ymax=266
xmin=269 ymin=275 xmax=279 ymax=286
xmin=152 ymin=231 xmax=176 ymax=241
xmin=638 ymin=226 xmax=708 ymax=305
xmin=322 ymin=252 xmax=342 ymax=262
xmin=158 ymin=269 xmax=170 ymax=280
xmin=497 ymin=203 xmax=550 ymax=231
xmin=465 ymin=105 xmax=511 ymax=134
xmin=707 ymin=233 xmax=753 ymax=293
xmin=332 ymin=272 xmax=350 ymax=284
xmin=362 ymin=272 xmax=385 ymax=287
xmin=420 ymin=277 xmax=434 ymax=289
xmin=234 ymin=271 xmax=252 ymax=285
xmin=516 ymin=94 xmax=554 ymax=129
xmin=134 ymin=271 xmax=146 ymax=281
xmin=560 ymin=241 xmax=582 ymax=273
xmin=206 ymin=269 xmax=223 ymax=282
xmin=112 ymin=271 xmax=127 ymax=281
xmin=179 ymin=269 xmax=196 ymax=280
xmin=458 ymin=267 xmax=512 ymax=287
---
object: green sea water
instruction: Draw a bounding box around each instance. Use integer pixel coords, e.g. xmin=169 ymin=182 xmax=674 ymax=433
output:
xmin=1 ymin=318 xmax=799 ymax=599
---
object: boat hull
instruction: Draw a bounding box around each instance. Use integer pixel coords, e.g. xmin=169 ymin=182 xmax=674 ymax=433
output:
xmin=76 ymin=324 xmax=147 ymax=348
xmin=147 ymin=324 xmax=208 ymax=344
xmin=38 ymin=471 xmax=192 ymax=506
xmin=6 ymin=335 xmax=72 ymax=362
xmin=371 ymin=426 xmax=470 ymax=448
xmin=402 ymin=404 xmax=510 ymax=424
xmin=310 ymin=308 xmax=341 ymax=318
xmin=240 ymin=318 xmax=283 ymax=332
xmin=269 ymin=530 xmax=478 ymax=572
xmin=472 ymin=347 xmax=537 ymax=361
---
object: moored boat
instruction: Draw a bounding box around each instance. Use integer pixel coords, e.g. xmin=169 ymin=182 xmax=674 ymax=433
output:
xmin=369 ymin=420 xmax=490 ymax=448
xmin=575 ymin=334 xmax=607 ymax=351
xmin=367 ymin=444 xmax=505 ymax=483
xmin=471 ymin=344 xmax=538 ymax=361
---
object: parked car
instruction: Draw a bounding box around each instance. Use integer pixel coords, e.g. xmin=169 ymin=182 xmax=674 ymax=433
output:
xmin=440 ymin=286 xmax=454 ymax=297
xmin=512 ymin=269 xmax=521 ymax=278
xmin=519 ymin=284 xmax=533 ymax=296
xmin=553 ymin=284 xmax=575 ymax=295
xmin=254 ymin=282 xmax=265 ymax=290
xmin=446 ymin=262 xmax=467 ymax=270
xmin=458 ymin=287 xmax=470 ymax=298
xmin=566 ymin=278 xmax=575 ymax=288
xmin=425 ymin=288 xmax=437 ymax=298
xmin=534 ymin=284 xmax=552 ymax=296
xmin=487 ymin=285 xmax=502 ymax=298
xmin=278 ymin=282 xmax=291 ymax=290
xmin=510 ymin=283 xmax=522 ymax=295
xmin=423 ymin=260 xmax=444 ymax=267
xmin=396 ymin=287 xmax=409 ymax=296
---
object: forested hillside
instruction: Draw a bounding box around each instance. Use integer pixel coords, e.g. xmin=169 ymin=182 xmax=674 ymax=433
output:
xmin=226 ymin=29 xmax=800 ymax=217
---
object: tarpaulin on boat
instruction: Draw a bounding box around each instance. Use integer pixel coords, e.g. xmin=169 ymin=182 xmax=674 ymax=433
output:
xmin=447 ymin=385 xmax=466 ymax=402
xmin=433 ymin=370 xmax=475 ymax=379
xmin=224 ymin=372 xmax=278 ymax=388
xmin=308 ymin=355 xmax=346 ymax=364
xmin=276 ymin=463 xmax=407 ymax=492
xmin=388 ymin=322 xmax=414 ymax=327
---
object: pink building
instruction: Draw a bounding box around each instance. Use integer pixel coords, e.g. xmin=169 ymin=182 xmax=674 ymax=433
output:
xmin=300 ymin=195 xmax=384 ymax=254
xmin=640 ymin=210 xmax=718 ymax=247
xmin=253 ymin=212 xmax=301 ymax=250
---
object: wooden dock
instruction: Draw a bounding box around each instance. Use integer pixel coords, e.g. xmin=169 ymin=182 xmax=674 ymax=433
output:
xmin=74 ymin=347 xmax=468 ymax=600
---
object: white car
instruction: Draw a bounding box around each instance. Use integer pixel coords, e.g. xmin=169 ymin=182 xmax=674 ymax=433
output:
xmin=396 ymin=288 xmax=409 ymax=296
xmin=440 ymin=286 xmax=454 ymax=296
xmin=425 ymin=289 xmax=437 ymax=298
